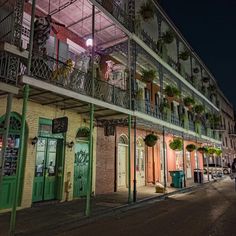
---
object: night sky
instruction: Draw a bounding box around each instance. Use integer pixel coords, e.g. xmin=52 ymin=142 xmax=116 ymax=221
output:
xmin=160 ymin=0 xmax=236 ymax=108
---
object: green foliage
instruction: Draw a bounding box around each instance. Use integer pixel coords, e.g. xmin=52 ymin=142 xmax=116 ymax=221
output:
xmin=193 ymin=67 xmax=199 ymax=74
xmin=141 ymin=69 xmax=157 ymax=83
xmin=202 ymin=77 xmax=210 ymax=83
xmin=207 ymin=147 xmax=216 ymax=155
xmin=144 ymin=133 xmax=158 ymax=147
xmin=215 ymin=148 xmax=222 ymax=157
xmin=179 ymin=50 xmax=190 ymax=61
xmin=139 ymin=0 xmax=155 ymax=22
xmin=183 ymin=97 xmax=195 ymax=107
xmin=186 ymin=144 xmax=196 ymax=152
xmin=197 ymin=146 xmax=208 ymax=154
xmin=194 ymin=104 xmax=204 ymax=114
xmin=169 ymin=138 xmax=183 ymax=151
xmin=208 ymin=113 xmax=220 ymax=127
xmin=162 ymin=30 xmax=174 ymax=44
xmin=164 ymin=85 xmax=180 ymax=98
xmin=136 ymin=88 xmax=144 ymax=100
xmin=77 ymin=127 xmax=90 ymax=138
xmin=159 ymin=99 xmax=170 ymax=112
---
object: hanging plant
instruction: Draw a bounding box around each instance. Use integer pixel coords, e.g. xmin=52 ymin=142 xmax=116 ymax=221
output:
xmin=77 ymin=127 xmax=90 ymax=138
xmin=179 ymin=50 xmax=190 ymax=61
xmin=183 ymin=97 xmax=195 ymax=107
xmin=144 ymin=133 xmax=158 ymax=147
xmin=141 ymin=68 xmax=156 ymax=83
xmin=164 ymin=85 xmax=180 ymax=98
xmin=159 ymin=99 xmax=170 ymax=112
xmin=194 ymin=104 xmax=204 ymax=114
xmin=208 ymin=85 xmax=216 ymax=92
xmin=138 ymin=0 xmax=155 ymax=22
xmin=136 ymin=88 xmax=144 ymax=100
xmin=215 ymin=148 xmax=222 ymax=157
xmin=207 ymin=147 xmax=216 ymax=155
xmin=197 ymin=146 xmax=208 ymax=154
xmin=169 ymin=138 xmax=183 ymax=151
xmin=186 ymin=144 xmax=196 ymax=152
xmin=193 ymin=67 xmax=199 ymax=74
xmin=202 ymin=77 xmax=210 ymax=83
xmin=162 ymin=30 xmax=174 ymax=44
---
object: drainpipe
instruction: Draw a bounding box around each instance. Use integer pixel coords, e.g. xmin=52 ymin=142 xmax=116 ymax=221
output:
xmin=163 ymin=126 xmax=167 ymax=188
xmin=0 ymin=93 xmax=13 ymax=194
xmin=85 ymin=4 xmax=95 ymax=217
xmin=127 ymin=37 xmax=132 ymax=203
xmin=128 ymin=115 xmax=131 ymax=203
xmin=133 ymin=116 xmax=137 ymax=202
xmin=182 ymin=134 xmax=186 ymax=187
xmin=9 ymin=0 xmax=36 ymax=234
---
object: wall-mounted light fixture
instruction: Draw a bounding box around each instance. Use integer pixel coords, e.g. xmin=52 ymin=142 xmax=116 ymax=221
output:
xmin=66 ymin=141 xmax=74 ymax=149
xmin=31 ymin=136 xmax=38 ymax=146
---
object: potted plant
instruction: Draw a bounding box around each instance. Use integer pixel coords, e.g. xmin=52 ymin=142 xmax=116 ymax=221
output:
xmin=194 ymin=104 xmax=204 ymax=114
xmin=169 ymin=138 xmax=183 ymax=151
xmin=136 ymin=88 xmax=144 ymax=100
xmin=77 ymin=127 xmax=90 ymax=138
xmin=141 ymin=68 xmax=156 ymax=83
xmin=202 ymin=77 xmax=210 ymax=83
xmin=183 ymin=97 xmax=195 ymax=107
xmin=144 ymin=133 xmax=158 ymax=147
xmin=197 ymin=146 xmax=208 ymax=154
xmin=207 ymin=147 xmax=216 ymax=155
xmin=179 ymin=50 xmax=189 ymax=61
xmin=162 ymin=30 xmax=174 ymax=44
xmin=215 ymin=148 xmax=222 ymax=157
xmin=186 ymin=144 xmax=196 ymax=152
xmin=138 ymin=0 xmax=155 ymax=22
xmin=159 ymin=99 xmax=170 ymax=112
xmin=193 ymin=67 xmax=199 ymax=74
xmin=164 ymin=85 xmax=180 ymax=98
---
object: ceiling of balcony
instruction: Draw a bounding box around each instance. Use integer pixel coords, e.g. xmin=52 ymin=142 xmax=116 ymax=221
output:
xmin=36 ymin=0 xmax=127 ymax=49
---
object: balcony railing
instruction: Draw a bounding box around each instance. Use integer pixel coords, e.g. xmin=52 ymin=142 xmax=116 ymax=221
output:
xmin=29 ymin=53 xmax=130 ymax=109
xmin=95 ymin=0 xmax=132 ymax=31
xmin=0 ymin=51 xmax=25 ymax=85
xmin=0 ymin=11 xmax=14 ymax=44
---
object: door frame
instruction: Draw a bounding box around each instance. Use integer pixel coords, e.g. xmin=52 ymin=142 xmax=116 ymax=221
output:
xmin=117 ymin=134 xmax=128 ymax=189
xmin=0 ymin=112 xmax=28 ymax=209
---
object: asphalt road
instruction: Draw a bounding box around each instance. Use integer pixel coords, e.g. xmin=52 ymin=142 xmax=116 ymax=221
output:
xmin=55 ymin=178 xmax=236 ymax=236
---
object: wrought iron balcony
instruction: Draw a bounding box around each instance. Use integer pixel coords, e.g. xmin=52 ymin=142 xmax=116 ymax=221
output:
xmin=28 ymin=53 xmax=130 ymax=109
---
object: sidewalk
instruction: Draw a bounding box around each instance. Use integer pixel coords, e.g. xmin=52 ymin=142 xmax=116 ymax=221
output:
xmin=0 ymin=180 xmax=209 ymax=236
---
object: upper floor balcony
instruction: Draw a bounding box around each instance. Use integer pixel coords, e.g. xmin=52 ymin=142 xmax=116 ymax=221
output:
xmin=0 ymin=0 xmax=221 ymax=143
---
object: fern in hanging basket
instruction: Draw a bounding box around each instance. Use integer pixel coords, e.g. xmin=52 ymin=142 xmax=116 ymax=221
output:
xmin=144 ymin=133 xmax=158 ymax=147
xmin=183 ymin=97 xmax=195 ymax=107
xmin=202 ymin=77 xmax=210 ymax=83
xmin=169 ymin=138 xmax=183 ymax=151
xmin=179 ymin=50 xmax=190 ymax=61
xmin=164 ymin=85 xmax=180 ymax=98
xmin=197 ymin=146 xmax=208 ymax=154
xmin=138 ymin=0 xmax=155 ymax=22
xmin=194 ymin=104 xmax=204 ymax=114
xmin=186 ymin=144 xmax=196 ymax=152
xmin=215 ymin=148 xmax=222 ymax=157
xmin=207 ymin=147 xmax=216 ymax=155
xmin=193 ymin=67 xmax=199 ymax=74
xmin=162 ymin=30 xmax=174 ymax=44
xmin=141 ymin=69 xmax=156 ymax=83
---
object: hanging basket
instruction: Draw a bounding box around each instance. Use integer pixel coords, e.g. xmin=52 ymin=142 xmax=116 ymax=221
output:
xmin=197 ymin=147 xmax=207 ymax=154
xmin=186 ymin=144 xmax=196 ymax=152
xmin=169 ymin=138 xmax=183 ymax=151
xmin=144 ymin=133 xmax=158 ymax=147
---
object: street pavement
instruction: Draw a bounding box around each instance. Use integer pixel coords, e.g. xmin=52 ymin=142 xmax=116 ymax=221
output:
xmin=54 ymin=177 xmax=236 ymax=236
xmin=1 ymin=177 xmax=235 ymax=236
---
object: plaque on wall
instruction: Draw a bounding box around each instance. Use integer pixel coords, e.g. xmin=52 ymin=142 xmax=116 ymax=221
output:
xmin=52 ymin=116 xmax=68 ymax=134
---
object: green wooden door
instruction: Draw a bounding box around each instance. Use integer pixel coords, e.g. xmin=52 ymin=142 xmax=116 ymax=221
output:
xmin=0 ymin=112 xmax=26 ymax=210
xmin=32 ymin=138 xmax=58 ymax=202
xmin=73 ymin=141 xmax=89 ymax=198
